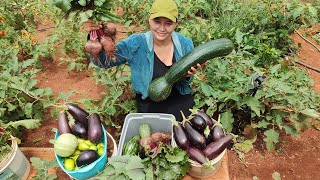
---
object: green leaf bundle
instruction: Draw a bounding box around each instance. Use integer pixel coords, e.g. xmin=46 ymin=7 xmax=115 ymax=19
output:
xmin=49 ymin=0 xmax=122 ymax=23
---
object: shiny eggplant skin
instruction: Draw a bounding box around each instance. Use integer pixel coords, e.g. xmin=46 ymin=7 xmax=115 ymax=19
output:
xmin=190 ymin=115 xmax=206 ymax=133
xmin=197 ymin=111 xmax=213 ymax=128
xmin=76 ymin=150 xmax=99 ymax=167
xmin=58 ymin=111 xmax=71 ymax=135
xmin=173 ymin=122 xmax=190 ymax=150
xmin=88 ymin=113 xmax=103 ymax=143
xmin=203 ymin=134 xmax=232 ymax=160
xmin=187 ymin=146 xmax=209 ymax=164
xmin=211 ymin=125 xmax=225 ymax=142
xmin=184 ymin=121 xmax=206 ymax=149
xmin=71 ymin=121 xmax=87 ymax=138
xmin=66 ymin=103 xmax=89 ymax=126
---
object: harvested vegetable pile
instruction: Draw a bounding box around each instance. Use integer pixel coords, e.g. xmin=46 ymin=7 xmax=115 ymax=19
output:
xmin=123 ymin=123 xmax=172 ymax=158
xmin=98 ymin=123 xmax=191 ymax=180
xmin=49 ymin=0 xmax=120 ymax=65
xmin=52 ymin=103 xmax=105 ymax=171
xmin=173 ymin=110 xmax=233 ymax=165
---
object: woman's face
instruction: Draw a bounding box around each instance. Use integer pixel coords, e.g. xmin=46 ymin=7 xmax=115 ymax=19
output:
xmin=149 ymin=17 xmax=178 ymax=42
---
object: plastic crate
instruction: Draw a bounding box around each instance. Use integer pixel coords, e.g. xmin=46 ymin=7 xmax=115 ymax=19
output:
xmin=117 ymin=113 xmax=175 ymax=156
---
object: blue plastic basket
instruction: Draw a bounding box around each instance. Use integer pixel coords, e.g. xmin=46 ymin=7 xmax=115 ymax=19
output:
xmin=54 ymin=124 xmax=107 ymax=180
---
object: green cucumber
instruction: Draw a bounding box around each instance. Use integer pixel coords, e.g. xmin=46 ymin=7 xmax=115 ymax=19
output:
xmin=148 ymin=38 xmax=234 ymax=102
xmin=139 ymin=124 xmax=151 ymax=138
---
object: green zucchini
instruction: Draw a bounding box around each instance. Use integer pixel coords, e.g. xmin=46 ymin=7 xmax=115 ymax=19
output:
xmin=148 ymin=38 xmax=234 ymax=102
xmin=122 ymin=135 xmax=140 ymax=155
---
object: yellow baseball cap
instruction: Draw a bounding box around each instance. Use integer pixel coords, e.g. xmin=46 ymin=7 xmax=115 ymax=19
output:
xmin=149 ymin=0 xmax=178 ymax=22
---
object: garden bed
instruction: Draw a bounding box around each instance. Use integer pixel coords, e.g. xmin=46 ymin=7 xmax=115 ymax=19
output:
xmin=19 ymin=25 xmax=320 ymax=179
xmin=2 ymin=1 xmax=319 ymax=179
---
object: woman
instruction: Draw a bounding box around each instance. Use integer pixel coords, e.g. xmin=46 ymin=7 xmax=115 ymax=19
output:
xmin=84 ymin=0 xmax=202 ymax=121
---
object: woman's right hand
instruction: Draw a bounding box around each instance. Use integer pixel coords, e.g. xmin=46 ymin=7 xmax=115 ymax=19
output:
xmin=82 ymin=19 xmax=102 ymax=32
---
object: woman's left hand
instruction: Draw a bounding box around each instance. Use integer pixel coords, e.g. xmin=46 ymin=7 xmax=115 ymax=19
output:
xmin=185 ymin=63 xmax=203 ymax=77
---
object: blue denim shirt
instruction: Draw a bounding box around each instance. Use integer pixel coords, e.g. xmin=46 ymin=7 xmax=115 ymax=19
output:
xmin=88 ymin=31 xmax=194 ymax=99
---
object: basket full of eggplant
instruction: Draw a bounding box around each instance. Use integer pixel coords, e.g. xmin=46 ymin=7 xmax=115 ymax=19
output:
xmin=173 ymin=110 xmax=233 ymax=178
xmin=52 ymin=103 xmax=108 ymax=180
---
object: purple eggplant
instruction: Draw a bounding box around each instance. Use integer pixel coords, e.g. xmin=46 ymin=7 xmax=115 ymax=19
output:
xmin=173 ymin=122 xmax=189 ymax=150
xmin=58 ymin=111 xmax=71 ymax=135
xmin=187 ymin=146 xmax=209 ymax=164
xmin=76 ymin=150 xmax=99 ymax=167
xmin=203 ymin=134 xmax=232 ymax=160
xmin=66 ymin=103 xmax=89 ymax=126
xmin=71 ymin=121 xmax=87 ymax=138
xmin=211 ymin=125 xmax=225 ymax=142
xmin=197 ymin=111 xmax=214 ymax=128
xmin=88 ymin=113 xmax=103 ymax=143
xmin=190 ymin=115 xmax=206 ymax=133
xmin=184 ymin=121 xmax=206 ymax=149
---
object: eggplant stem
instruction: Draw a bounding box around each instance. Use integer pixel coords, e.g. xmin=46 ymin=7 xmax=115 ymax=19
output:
xmin=188 ymin=108 xmax=200 ymax=118
xmin=202 ymin=160 xmax=214 ymax=169
xmin=180 ymin=110 xmax=192 ymax=125
xmin=172 ymin=117 xmax=179 ymax=126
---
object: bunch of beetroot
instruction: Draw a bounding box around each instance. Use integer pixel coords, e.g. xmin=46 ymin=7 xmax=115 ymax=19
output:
xmin=173 ymin=110 xmax=233 ymax=165
xmin=84 ymin=23 xmax=117 ymax=65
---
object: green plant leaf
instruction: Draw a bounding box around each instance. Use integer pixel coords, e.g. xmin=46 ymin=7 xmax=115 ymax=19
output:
xmin=6 ymin=119 xmax=41 ymax=129
xmin=6 ymin=102 xmax=16 ymax=112
xmin=234 ymin=138 xmax=255 ymax=153
xmin=79 ymin=10 xmax=93 ymax=24
xmin=243 ymin=96 xmax=264 ymax=116
xmin=263 ymin=129 xmax=279 ymax=151
xmin=158 ymin=168 xmax=179 ymax=180
xmin=165 ymin=147 xmax=186 ymax=163
xmin=292 ymin=6 xmax=303 ymax=19
xmin=254 ymin=120 xmax=269 ymax=128
xmin=200 ymin=82 xmax=214 ymax=97
xmin=300 ymin=109 xmax=320 ymax=119
xmin=52 ymin=0 xmax=72 ymax=12
xmin=220 ymin=110 xmax=234 ymax=133
xmin=58 ymin=90 xmax=75 ymax=101
xmin=94 ymin=0 xmax=107 ymax=7
xmin=0 ymin=108 xmax=6 ymax=117
xmin=22 ymin=59 xmax=36 ymax=68
xmin=96 ymin=165 xmax=120 ymax=179
xmin=97 ymin=155 xmax=144 ymax=180
xmin=78 ymin=0 xmax=86 ymax=6
xmin=106 ymin=105 xmax=116 ymax=115
xmin=126 ymin=156 xmax=145 ymax=180
xmin=24 ymin=102 xmax=33 ymax=118
xmin=289 ymin=113 xmax=311 ymax=132
xmin=30 ymin=157 xmax=58 ymax=179
xmin=235 ymin=29 xmax=245 ymax=45
xmin=124 ymin=20 xmax=132 ymax=28
xmin=283 ymin=125 xmax=299 ymax=136
xmin=33 ymin=89 xmax=44 ymax=96
xmin=272 ymin=171 xmax=281 ymax=180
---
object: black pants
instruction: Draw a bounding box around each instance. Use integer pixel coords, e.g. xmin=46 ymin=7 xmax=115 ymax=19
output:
xmin=136 ymin=93 xmax=195 ymax=121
